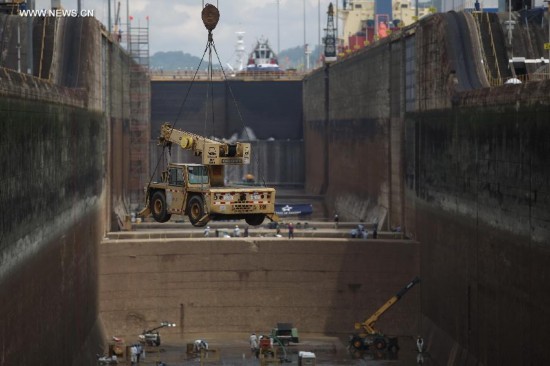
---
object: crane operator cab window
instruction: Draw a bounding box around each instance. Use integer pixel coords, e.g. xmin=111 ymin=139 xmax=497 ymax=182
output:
xmin=188 ymin=166 xmax=209 ymax=185
xmin=168 ymin=167 xmax=185 ymax=186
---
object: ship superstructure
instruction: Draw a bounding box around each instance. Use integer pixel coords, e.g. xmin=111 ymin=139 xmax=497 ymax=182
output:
xmin=246 ymin=37 xmax=282 ymax=72
xmin=339 ymin=0 xmax=432 ymax=51
xmin=233 ymin=31 xmax=246 ymax=72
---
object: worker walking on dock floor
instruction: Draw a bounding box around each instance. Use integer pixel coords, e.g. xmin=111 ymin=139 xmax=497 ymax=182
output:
xmin=130 ymin=344 xmax=138 ymax=365
xmin=334 ymin=213 xmax=339 ymax=229
xmin=288 ymin=222 xmax=294 ymax=239
xmin=249 ymin=333 xmax=258 ymax=354
xmin=416 ymin=336 xmax=424 ymax=352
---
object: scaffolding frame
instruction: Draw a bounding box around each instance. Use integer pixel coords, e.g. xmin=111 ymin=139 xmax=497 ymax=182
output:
xmin=126 ymin=20 xmax=150 ymax=208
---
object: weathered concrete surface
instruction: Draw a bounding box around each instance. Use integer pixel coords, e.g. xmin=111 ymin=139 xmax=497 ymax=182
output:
xmin=0 ymin=14 xmax=149 ymax=366
xmin=0 ymin=206 xmax=104 ymax=366
xmin=99 ymin=238 xmax=420 ymax=339
xmin=304 ymin=48 xmax=394 ymax=224
xmin=108 ymin=40 xmax=151 ymax=213
xmin=0 ymin=94 xmax=105 ymax=365
xmin=151 ymin=80 xmax=303 ymax=140
xmin=303 ymin=11 xmax=550 ymax=366
xmin=150 ymin=80 xmax=303 ymax=187
xmin=407 ymin=96 xmax=550 ymax=365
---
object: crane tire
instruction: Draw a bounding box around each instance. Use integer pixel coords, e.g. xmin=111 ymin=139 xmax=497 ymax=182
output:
xmin=245 ymin=214 xmax=265 ymax=226
xmin=350 ymin=336 xmax=364 ymax=350
xmin=373 ymin=338 xmax=387 ymax=350
xmin=151 ymin=191 xmax=171 ymax=223
xmin=187 ymin=195 xmax=205 ymax=226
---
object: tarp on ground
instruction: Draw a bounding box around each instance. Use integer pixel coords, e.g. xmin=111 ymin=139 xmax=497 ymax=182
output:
xmin=275 ymin=203 xmax=313 ymax=217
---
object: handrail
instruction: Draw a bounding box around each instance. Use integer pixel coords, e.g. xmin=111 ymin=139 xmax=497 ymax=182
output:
xmin=472 ymin=12 xmax=492 ymax=81
xmin=486 ymin=72 xmax=550 ymax=86
xmin=150 ymin=70 xmax=306 ymax=81
xmin=486 ymin=12 xmax=501 ymax=80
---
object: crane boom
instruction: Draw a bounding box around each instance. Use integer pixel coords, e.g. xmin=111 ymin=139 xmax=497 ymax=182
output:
xmin=355 ymin=276 xmax=421 ymax=334
xmin=138 ymin=5 xmax=277 ymax=228
xmin=159 ymin=122 xmax=251 ymax=165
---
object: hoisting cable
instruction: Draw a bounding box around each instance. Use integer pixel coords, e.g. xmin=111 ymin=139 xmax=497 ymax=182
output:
xmin=208 ymin=41 xmax=216 ymax=140
xmin=202 ymin=29 xmax=216 ymax=142
xmin=145 ymin=3 xmax=220 ymax=198
xmin=144 ymin=41 xmax=210 ymax=192
xmin=210 ymin=39 xmax=268 ymax=187
xmin=199 ymin=4 xmax=221 ymax=191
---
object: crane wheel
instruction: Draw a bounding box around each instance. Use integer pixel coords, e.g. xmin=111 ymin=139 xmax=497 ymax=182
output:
xmin=245 ymin=214 xmax=265 ymax=226
xmin=373 ymin=338 xmax=387 ymax=350
xmin=151 ymin=191 xmax=171 ymax=223
xmin=350 ymin=336 xmax=364 ymax=350
xmin=187 ymin=195 xmax=205 ymax=226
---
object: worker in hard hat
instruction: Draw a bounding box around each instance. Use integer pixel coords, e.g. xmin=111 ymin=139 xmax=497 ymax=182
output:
xmin=233 ymin=225 xmax=241 ymax=237
xmin=204 ymin=226 xmax=210 ymax=237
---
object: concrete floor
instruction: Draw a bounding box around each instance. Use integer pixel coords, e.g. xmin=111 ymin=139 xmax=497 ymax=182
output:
xmin=104 ymin=333 xmax=435 ymax=365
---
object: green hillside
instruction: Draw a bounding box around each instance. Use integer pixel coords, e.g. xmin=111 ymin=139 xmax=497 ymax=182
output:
xmin=151 ymin=45 xmax=323 ymax=71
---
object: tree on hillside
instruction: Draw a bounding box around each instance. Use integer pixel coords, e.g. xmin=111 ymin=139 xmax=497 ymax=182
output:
xmin=150 ymin=51 xmax=220 ymax=71
xmin=278 ymin=45 xmax=322 ymax=70
xmin=151 ymin=45 xmax=323 ymax=72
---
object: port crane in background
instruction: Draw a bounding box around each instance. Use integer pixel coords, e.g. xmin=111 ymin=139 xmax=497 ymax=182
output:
xmin=139 ymin=123 xmax=278 ymax=227
xmin=350 ymin=276 xmax=421 ymax=352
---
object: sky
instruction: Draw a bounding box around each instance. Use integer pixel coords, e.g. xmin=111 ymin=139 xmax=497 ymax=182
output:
xmin=35 ymin=0 xmax=335 ymax=63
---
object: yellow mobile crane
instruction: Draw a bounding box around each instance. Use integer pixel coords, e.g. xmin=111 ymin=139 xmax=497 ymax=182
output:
xmin=140 ymin=5 xmax=278 ymax=227
xmin=350 ymin=276 xmax=420 ymax=352
xmin=139 ymin=123 xmax=278 ymax=227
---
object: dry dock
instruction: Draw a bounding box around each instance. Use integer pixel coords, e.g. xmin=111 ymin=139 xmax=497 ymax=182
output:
xmin=99 ymin=222 xmax=422 ymax=364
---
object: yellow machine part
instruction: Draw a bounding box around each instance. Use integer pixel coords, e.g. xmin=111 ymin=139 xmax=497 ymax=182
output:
xmin=180 ymin=136 xmax=194 ymax=149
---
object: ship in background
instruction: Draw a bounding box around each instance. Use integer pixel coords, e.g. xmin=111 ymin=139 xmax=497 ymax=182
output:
xmin=244 ymin=37 xmax=283 ymax=73
xmin=227 ymin=34 xmax=288 ymax=77
xmin=339 ymin=0 xmax=433 ymax=53
xmin=338 ymin=0 xmax=516 ymax=54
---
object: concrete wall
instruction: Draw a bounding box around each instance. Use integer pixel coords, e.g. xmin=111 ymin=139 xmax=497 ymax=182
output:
xmin=0 ymin=14 xmax=149 ymax=366
xmin=303 ymin=11 xmax=550 ymax=366
xmin=0 ymin=90 xmax=105 ymax=366
xmin=303 ymin=37 xmax=400 ymax=226
xmin=150 ymin=79 xmax=304 ymax=187
xmin=151 ymin=79 xmax=303 ymax=140
xmin=407 ymin=86 xmax=550 ymax=365
xmin=408 ymin=15 xmax=550 ymax=365
xmin=99 ymin=239 xmax=420 ymax=338
xmin=106 ymin=38 xmax=151 ymax=214
xmin=226 ymin=140 xmax=305 ymax=185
